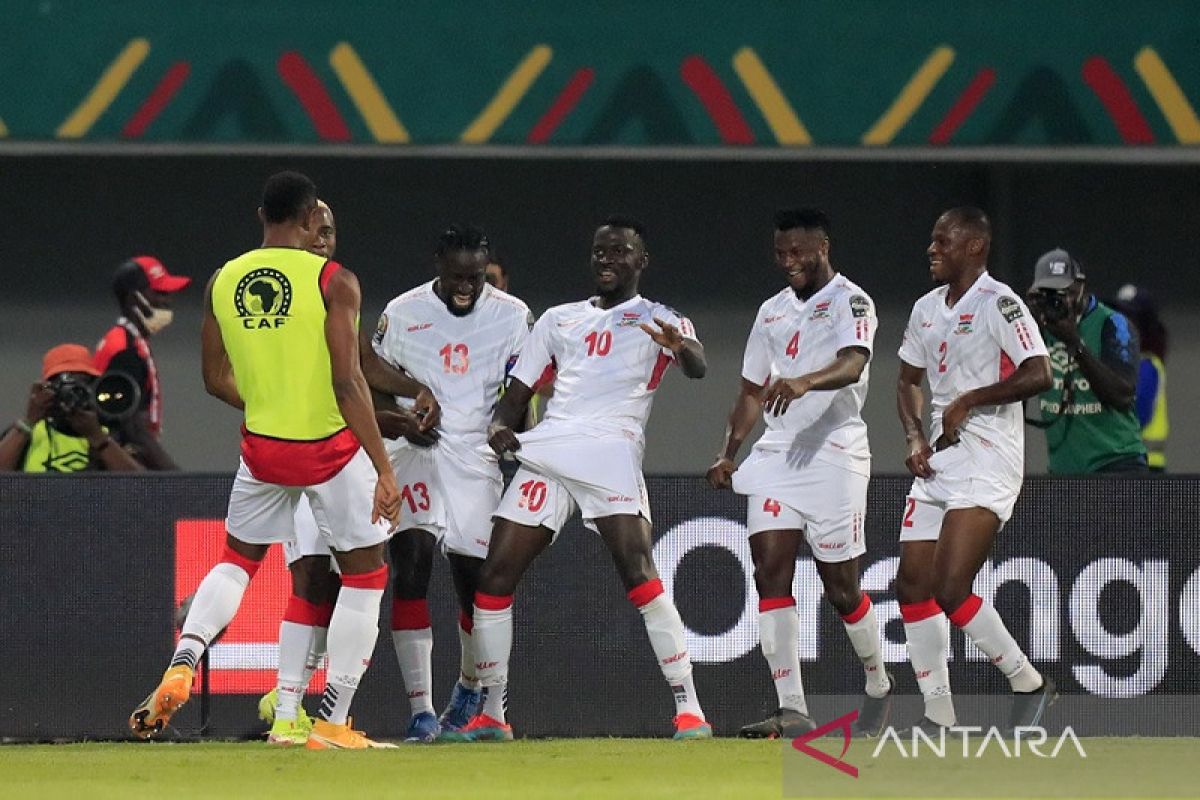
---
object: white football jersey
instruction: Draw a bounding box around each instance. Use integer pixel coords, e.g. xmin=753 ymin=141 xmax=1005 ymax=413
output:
xmin=508 ymin=295 xmax=697 ymax=439
xmin=373 ymin=281 xmax=532 ymax=446
xmin=898 ymin=272 xmax=1047 ymax=468
xmin=741 ymin=275 xmax=876 ymax=471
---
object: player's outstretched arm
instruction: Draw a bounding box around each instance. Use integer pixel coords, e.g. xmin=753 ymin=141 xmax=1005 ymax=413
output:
xmin=200 ymin=272 xmax=244 ymax=410
xmin=359 ymin=326 xmax=440 ymax=429
xmin=763 ymin=346 xmax=869 ymax=417
xmin=324 ymin=268 xmax=400 ymax=525
xmin=897 ymin=361 xmax=934 ymax=478
xmin=640 ymin=317 xmax=706 ymax=379
xmin=488 ymin=378 xmax=534 ymax=454
xmin=706 ymin=378 xmax=765 ymax=489
xmin=940 ymin=355 xmax=1052 ymax=444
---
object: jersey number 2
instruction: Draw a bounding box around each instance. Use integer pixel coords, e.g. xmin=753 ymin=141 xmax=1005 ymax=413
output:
xmin=937 ymin=341 xmax=948 ymax=373
xmin=440 ymin=343 xmax=469 ymax=374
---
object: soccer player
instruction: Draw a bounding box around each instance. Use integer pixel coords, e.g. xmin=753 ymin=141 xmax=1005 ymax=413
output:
xmin=129 ymin=172 xmax=401 ymax=749
xmin=895 ymin=207 xmax=1056 ymax=733
xmin=451 ymin=216 xmax=713 ymax=742
xmin=373 ymin=225 xmax=533 ymax=742
xmin=706 ymin=209 xmax=893 ymax=739
xmin=258 ymin=200 xmax=439 ymax=746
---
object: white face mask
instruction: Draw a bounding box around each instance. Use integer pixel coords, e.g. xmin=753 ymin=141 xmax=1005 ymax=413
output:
xmin=132 ymin=291 xmax=174 ymax=335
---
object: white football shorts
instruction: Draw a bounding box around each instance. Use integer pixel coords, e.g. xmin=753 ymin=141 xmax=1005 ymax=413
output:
xmin=899 ymin=437 xmax=1023 ymax=542
xmin=734 ymin=449 xmax=868 ymax=563
xmin=226 ymin=448 xmax=391 ymax=553
xmin=493 ymin=423 xmax=651 ymax=538
xmin=387 ymin=439 xmax=502 ymax=559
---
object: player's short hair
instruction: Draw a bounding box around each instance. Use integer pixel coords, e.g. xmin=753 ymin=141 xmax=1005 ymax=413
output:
xmin=435 ymin=224 xmax=491 ymax=258
xmin=943 ymin=206 xmax=991 ymax=239
xmin=774 ymin=208 xmax=831 ymax=238
xmin=487 ymin=258 xmax=507 ymax=277
xmin=261 ymin=171 xmax=317 ymax=224
xmin=602 ymin=214 xmax=647 ymax=243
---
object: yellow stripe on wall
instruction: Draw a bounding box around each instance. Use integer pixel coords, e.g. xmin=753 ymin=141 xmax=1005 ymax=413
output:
xmin=862 ymin=46 xmax=955 ymax=146
xmin=1134 ymin=47 xmax=1200 ymax=144
xmin=330 ymin=43 xmax=409 ymax=143
xmin=461 ymin=45 xmax=552 ymax=143
xmin=732 ymin=48 xmax=811 ymax=145
xmin=57 ymin=38 xmax=150 ymax=139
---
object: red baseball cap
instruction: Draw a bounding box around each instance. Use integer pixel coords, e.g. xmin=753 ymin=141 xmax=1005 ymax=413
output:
xmin=132 ymin=255 xmax=191 ymax=293
xmin=42 ymin=343 xmax=101 ymax=381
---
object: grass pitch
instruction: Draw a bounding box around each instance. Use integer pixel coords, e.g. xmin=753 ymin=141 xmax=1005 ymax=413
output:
xmin=2 ymin=738 xmax=1197 ymax=799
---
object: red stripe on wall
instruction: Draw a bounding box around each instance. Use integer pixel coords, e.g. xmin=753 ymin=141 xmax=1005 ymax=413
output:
xmin=929 ymin=67 xmax=995 ymax=145
xmin=121 ymin=62 xmax=191 ymax=139
xmin=528 ymin=67 xmax=595 ymax=144
xmin=278 ymin=51 xmax=352 ymax=142
xmin=680 ymin=55 xmax=755 ymax=144
xmin=1082 ymin=57 xmax=1155 ymax=144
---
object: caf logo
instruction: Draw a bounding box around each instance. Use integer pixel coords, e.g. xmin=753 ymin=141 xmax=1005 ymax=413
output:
xmin=234 ymin=268 xmax=292 ymax=329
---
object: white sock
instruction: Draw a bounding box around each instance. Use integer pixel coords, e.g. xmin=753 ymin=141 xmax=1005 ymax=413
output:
xmin=392 ymin=628 xmax=435 ymax=716
xmin=952 ymin=595 xmax=1043 ymax=693
xmin=636 ymin=592 xmax=704 ymax=718
xmin=274 ymin=620 xmax=315 ymax=721
xmin=458 ymin=615 xmax=480 ymax=690
xmin=176 ymin=561 xmax=253 ymax=665
xmin=302 ymin=626 xmax=328 ymax=688
xmin=474 ymin=598 xmax=514 ymax=724
xmin=759 ymin=603 xmax=807 ymax=715
xmin=841 ymin=596 xmax=891 ymax=699
xmin=318 ymin=583 xmax=383 ymax=725
xmin=903 ymin=610 xmax=955 ymax=726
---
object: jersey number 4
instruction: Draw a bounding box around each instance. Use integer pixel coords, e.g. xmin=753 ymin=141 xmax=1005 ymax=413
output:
xmin=440 ymin=343 xmax=469 ymax=374
xmin=584 ymin=330 xmax=612 ymax=357
xmin=763 ymin=498 xmax=782 ymax=517
xmin=785 ymin=332 xmax=800 ymax=359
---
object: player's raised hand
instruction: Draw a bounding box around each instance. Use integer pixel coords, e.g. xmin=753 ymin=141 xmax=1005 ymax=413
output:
xmin=413 ymin=387 xmax=441 ymax=431
xmin=639 ymin=317 xmax=683 ymax=351
xmin=904 ymin=436 xmax=935 ymax=478
xmin=487 ymin=421 xmax=521 ymax=455
xmin=762 ymin=377 xmax=812 ymax=416
xmin=706 ymin=456 xmax=737 ymax=489
xmin=373 ymin=471 xmax=401 ymax=526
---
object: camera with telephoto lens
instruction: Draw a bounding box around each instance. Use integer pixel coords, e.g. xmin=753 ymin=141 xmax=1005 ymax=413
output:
xmin=1031 ymin=288 xmax=1072 ymax=324
xmin=47 ymin=373 xmax=96 ymax=417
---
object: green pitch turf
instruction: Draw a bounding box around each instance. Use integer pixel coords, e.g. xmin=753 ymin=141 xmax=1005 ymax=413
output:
xmin=2 ymin=738 xmax=1196 ymax=799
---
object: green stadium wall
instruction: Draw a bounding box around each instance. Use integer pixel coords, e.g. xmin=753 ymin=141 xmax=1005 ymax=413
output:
xmin=5 ymin=1 xmax=1200 ymax=145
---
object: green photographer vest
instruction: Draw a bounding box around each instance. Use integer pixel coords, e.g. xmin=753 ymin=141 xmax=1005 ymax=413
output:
xmin=1038 ymin=301 xmax=1145 ymax=474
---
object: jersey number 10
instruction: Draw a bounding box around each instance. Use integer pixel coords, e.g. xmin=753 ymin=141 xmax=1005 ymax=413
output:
xmin=584 ymin=330 xmax=612 ymax=357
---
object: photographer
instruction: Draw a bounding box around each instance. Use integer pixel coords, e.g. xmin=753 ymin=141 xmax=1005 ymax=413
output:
xmin=94 ymin=255 xmax=191 ymax=470
xmin=1026 ymin=249 xmax=1148 ymax=473
xmin=0 ymin=344 xmax=143 ymax=472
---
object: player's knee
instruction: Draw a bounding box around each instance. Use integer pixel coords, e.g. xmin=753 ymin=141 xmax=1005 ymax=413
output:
xmin=753 ymin=562 xmax=792 ymax=598
xmin=476 ymin=563 xmax=516 ymax=598
xmin=934 ymin=583 xmax=971 ymax=617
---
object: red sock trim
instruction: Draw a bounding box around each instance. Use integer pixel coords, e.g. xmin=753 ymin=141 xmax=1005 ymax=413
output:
xmin=341 ymin=564 xmax=388 ymax=590
xmin=841 ymin=594 xmax=872 ymax=624
xmin=947 ymin=594 xmax=984 ymax=628
xmin=459 ymin=610 xmax=473 ymax=634
xmin=758 ymin=596 xmax=796 ymax=613
xmin=627 ymin=578 xmax=665 ymax=608
xmin=314 ymin=601 xmax=335 ymax=628
xmin=474 ymin=591 xmax=513 ymax=611
xmin=283 ymin=594 xmax=324 ymax=626
xmin=391 ymin=598 xmax=431 ymax=630
xmin=900 ymin=598 xmax=942 ymax=623
xmin=220 ymin=545 xmax=262 ymax=579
